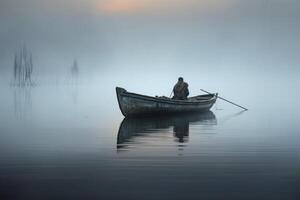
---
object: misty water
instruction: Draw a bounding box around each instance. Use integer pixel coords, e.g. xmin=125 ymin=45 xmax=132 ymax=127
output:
xmin=1 ymin=0 xmax=300 ymax=199
xmin=0 ymin=72 xmax=299 ymax=200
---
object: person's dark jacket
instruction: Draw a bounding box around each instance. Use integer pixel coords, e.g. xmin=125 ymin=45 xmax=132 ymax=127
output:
xmin=173 ymin=81 xmax=189 ymax=100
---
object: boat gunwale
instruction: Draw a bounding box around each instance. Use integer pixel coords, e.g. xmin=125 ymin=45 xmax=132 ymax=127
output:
xmin=120 ymin=90 xmax=217 ymax=106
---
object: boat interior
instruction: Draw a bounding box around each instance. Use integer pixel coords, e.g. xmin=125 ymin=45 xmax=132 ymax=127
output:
xmin=156 ymin=93 xmax=216 ymax=102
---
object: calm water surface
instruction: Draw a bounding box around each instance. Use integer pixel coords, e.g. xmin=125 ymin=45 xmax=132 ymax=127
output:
xmin=0 ymin=82 xmax=300 ymax=200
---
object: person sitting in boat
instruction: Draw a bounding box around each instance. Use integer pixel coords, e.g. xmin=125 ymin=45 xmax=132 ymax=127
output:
xmin=172 ymin=77 xmax=189 ymax=100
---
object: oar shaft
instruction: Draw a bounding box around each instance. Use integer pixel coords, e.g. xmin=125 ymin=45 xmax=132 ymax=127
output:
xmin=217 ymin=96 xmax=248 ymax=111
xmin=201 ymin=89 xmax=248 ymax=111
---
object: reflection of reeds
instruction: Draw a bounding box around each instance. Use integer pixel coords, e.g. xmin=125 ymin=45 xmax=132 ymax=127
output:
xmin=13 ymin=87 xmax=32 ymax=119
xmin=70 ymin=84 xmax=78 ymax=104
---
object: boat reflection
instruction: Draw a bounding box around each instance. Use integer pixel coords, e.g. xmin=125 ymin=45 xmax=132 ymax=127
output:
xmin=117 ymin=111 xmax=217 ymax=150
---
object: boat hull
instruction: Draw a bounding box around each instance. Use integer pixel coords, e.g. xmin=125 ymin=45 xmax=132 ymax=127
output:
xmin=116 ymin=87 xmax=217 ymax=117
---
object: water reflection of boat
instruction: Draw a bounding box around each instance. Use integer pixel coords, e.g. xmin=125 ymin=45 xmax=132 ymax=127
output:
xmin=117 ymin=111 xmax=217 ymax=149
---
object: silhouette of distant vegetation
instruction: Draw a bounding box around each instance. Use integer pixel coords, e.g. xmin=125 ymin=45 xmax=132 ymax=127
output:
xmin=71 ymin=59 xmax=79 ymax=84
xmin=11 ymin=45 xmax=82 ymax=86
xmin=13 ymin=45 xmax=35 ymax=87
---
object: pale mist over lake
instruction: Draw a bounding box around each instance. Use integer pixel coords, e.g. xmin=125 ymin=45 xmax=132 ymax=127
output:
xmin=0 ymin=0 xmax=300 ymax=199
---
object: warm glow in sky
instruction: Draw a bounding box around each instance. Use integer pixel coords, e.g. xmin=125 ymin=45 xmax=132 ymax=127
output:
xmin=97 ymin=0 xmax=143 ymax=13
xmin=96 ymin=0 xmax=238 ymax=14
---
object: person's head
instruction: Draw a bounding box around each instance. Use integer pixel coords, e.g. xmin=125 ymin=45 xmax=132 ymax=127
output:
xmin=178 ymin=77 xmax=183 ymax=82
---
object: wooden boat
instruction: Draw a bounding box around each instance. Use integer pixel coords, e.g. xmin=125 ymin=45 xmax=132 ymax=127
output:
xmin=116 ymin=87 xmax=217 ymax=117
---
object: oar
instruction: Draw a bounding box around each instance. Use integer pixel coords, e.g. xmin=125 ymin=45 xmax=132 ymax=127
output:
xmin=201 ymin=89 xmax=248 ymax=111
xmin=169 ymin=91 xmax=173 ymax=98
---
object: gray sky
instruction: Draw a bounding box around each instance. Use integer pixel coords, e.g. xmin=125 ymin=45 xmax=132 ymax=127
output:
xmin=0 ymin=0 xmax=300 ymax=77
